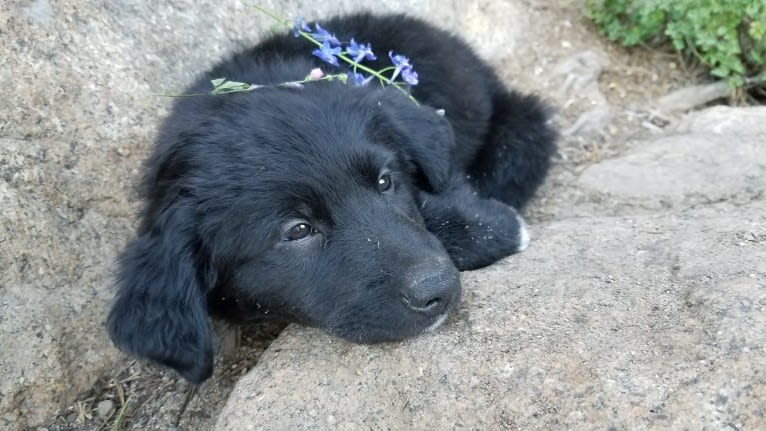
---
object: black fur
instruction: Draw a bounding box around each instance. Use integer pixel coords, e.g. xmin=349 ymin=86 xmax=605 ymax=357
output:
xmin=108 ymin=13 xmax=556 ymax=383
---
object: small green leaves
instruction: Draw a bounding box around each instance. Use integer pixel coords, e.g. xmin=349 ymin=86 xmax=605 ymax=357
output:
xmin=585 ymin=0 xmax=766 ymax=90
xmin=202 ymin=70 xmax=352 ymax=96
xmin=210 ymin=78 xmax=253 ymax=94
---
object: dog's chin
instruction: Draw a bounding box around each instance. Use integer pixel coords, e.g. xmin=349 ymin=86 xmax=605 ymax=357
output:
xmin=330 ymin=304 xmax=458 ymax=344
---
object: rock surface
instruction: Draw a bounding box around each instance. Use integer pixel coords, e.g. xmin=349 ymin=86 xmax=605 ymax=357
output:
xmin=216 ymin=106 xmax=766 ymax=430
xmin=578 ymin=106 xmax=766 ymax=208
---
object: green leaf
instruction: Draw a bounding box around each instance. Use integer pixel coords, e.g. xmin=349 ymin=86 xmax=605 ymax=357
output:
xmin=710 ymin=66 xmax=730 ymax=78
xmin=587 ymin=0 xmax=766 ymax=90
xmin=217 ymin=81 xmax=250 ymax=90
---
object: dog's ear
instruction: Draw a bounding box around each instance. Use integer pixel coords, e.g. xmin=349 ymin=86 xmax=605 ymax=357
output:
xmin=377 ymin=95 xmax=455 ymax=193
xmin=107 ymin=201 xmax=214 ymax=384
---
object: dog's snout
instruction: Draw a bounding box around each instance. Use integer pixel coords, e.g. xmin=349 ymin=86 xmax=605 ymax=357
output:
xmin=401 ymin=262 xmax=460 ymax=315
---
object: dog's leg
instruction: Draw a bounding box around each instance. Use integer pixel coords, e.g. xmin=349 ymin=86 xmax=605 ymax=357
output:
xmin=418 ymin=180 xmax=529 ymax=271
xmin=467 ymin=89 xmax=557 ymax=210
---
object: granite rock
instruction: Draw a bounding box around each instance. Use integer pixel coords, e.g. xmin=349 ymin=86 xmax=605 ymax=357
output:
xmin=578 ymin=107 xmax=766 ymax=210
xmin=216 ymin=108 xmax=766 ymax=430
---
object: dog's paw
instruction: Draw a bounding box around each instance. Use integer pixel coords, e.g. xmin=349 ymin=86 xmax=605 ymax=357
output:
xmin=419 ymin=183 xmax=530 ymax=270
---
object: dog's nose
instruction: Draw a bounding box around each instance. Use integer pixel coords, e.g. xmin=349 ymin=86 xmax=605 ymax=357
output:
xmin=401 ymin=262 xmax=460 ymax=315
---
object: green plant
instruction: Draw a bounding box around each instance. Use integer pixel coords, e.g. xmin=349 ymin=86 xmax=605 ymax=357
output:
xmin=585 ymin=0 xmax=766 ymax=89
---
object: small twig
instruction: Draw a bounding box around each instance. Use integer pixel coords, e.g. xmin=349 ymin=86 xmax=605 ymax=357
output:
xmin=110 ymin=396 xmax=131 ymax=431
xmin=173 ymin=385 xmax=198 ymax=428
xmin=742 ymin=73 xmax=766 ymax=88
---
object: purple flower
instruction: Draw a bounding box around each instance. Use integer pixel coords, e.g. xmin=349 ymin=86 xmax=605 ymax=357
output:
xmin=345 ymin=39 xmax=376 ymax=63
xmin=312 ymin=23 xmax=340 ymax=47
xmin=348 ymin=71 xmax=373 ymax=86
xmin=312 ymin=41 xmax=342 ymax=66
xmin=292 ymin=16 xmax=310 ymax=37
xmin=401 ymin=67 xmax=419 ymax=85
xmin=388 ymin=52 xmax=412 ymax=72
xmin=388 ymin=51 xmax=418 ymax=86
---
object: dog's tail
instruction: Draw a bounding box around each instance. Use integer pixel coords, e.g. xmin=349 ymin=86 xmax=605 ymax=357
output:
xmin=468 ymin=89 xmax=558 ymax=210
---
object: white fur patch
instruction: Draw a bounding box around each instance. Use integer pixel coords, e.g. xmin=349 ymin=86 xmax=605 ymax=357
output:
xmin=424 ymin=313 xmax=449 ymax=333
xmin=516 ymin=215 xmax=530 ymax=252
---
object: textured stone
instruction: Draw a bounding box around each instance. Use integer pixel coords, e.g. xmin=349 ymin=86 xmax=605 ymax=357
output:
xmin=578 ymin=107 xmax=766 ymax=208
xmin=657 ymin=81 xmax=731 ymax=114
xmin=216 ymin=108 xmax=766 ymax=430
xmin=95 ymin=400 xmax=114 ymax=418
xmin=217 ymin=203 xmax=766 ymax=430
xmin=551 ymin=49 xmax=613 ymax=137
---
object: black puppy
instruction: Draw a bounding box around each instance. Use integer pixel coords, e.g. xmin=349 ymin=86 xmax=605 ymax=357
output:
xmin=108 ymin=13 xmax=556 ymax=383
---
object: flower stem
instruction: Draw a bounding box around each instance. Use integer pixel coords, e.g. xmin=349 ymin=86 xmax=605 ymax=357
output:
xmin=250 ymin=5 xmax=417 ymax=103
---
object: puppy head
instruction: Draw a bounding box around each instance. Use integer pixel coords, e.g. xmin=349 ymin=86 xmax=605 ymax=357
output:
xmin=108 ymin=84 xmax=461 ymax=382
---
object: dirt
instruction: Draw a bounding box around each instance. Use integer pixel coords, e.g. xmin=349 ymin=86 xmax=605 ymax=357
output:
xmin=44 ymin=323 xmax=284 ymax=431
xmin=41 ymin=1 xmax=722 ymax=429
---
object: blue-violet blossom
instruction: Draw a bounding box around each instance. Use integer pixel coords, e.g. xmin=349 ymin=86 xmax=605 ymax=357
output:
xmin=389 ymin=51 xmax=419 ymax=86
xmin=312 ymin=41 xmax=342 ymax=66
xmin=197 ymin=7 xmax=420 ymax=103
xmin=311 ymin=23 xmax=341 ymax=46
xmin=345 ymin=38 xmax=377 ymax=63
xmin=292 ymin=16 xmax=310 ymax=36
xmin=291 ymin=14 xmax=418 ymax=89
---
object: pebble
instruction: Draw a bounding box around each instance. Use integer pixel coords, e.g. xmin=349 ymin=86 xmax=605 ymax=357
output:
xmin=96 ymin=399 xmax=114 ymax=418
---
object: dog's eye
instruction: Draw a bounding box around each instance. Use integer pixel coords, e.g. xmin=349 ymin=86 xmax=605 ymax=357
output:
xmin=377 ymin=173 xmax=393 ymax=193
xmin=285 ymin=223 xmax=314 ymax=241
